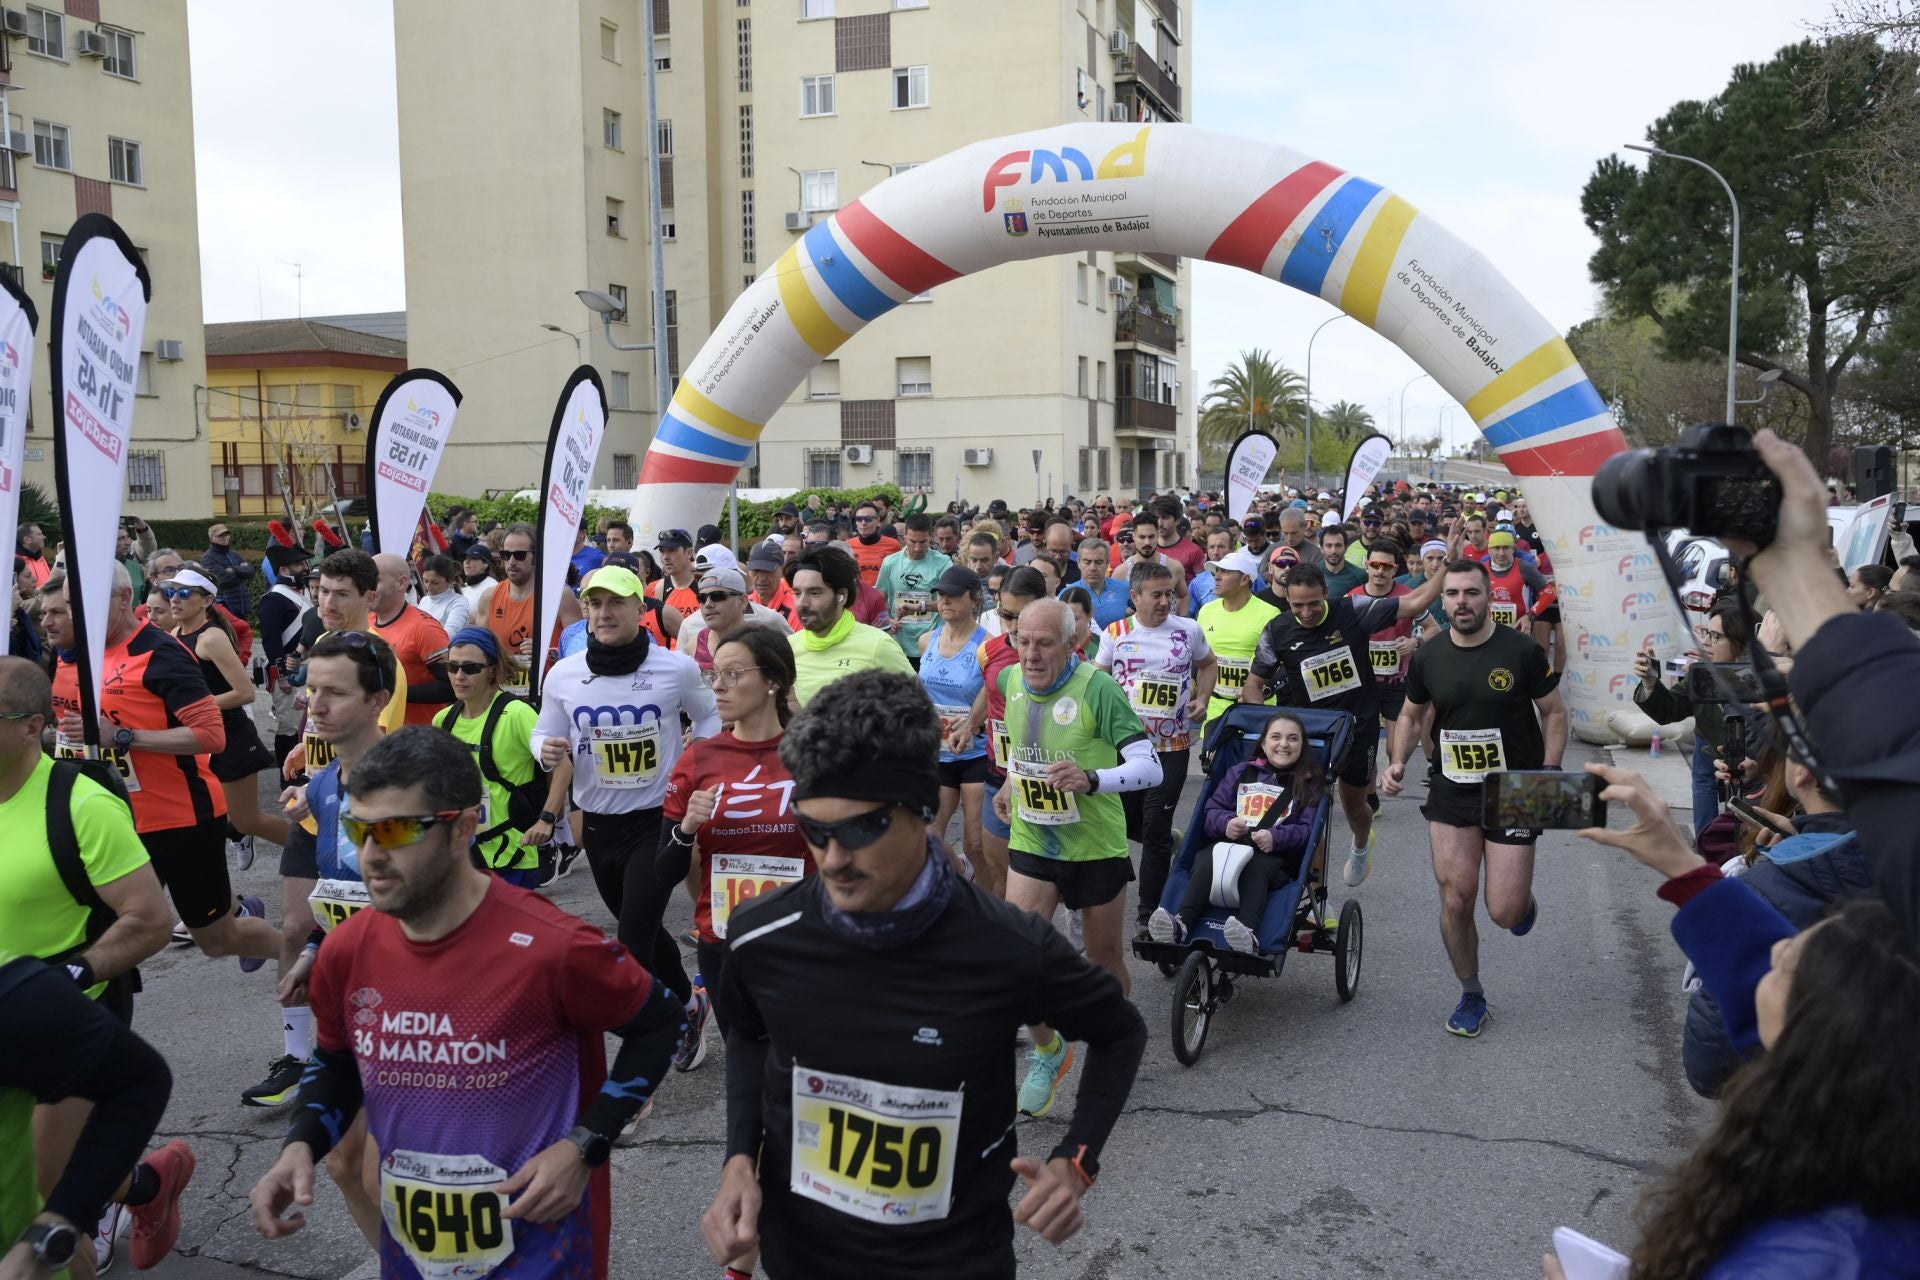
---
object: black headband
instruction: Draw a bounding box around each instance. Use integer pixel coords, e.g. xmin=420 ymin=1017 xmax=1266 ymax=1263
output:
xmin=792 ymin=753 xmax=940 ymax=817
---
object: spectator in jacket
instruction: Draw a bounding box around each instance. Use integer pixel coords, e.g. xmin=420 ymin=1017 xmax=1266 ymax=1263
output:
xmin=9 ymin=556 xmax=40 ymax=665
xmin=1634 ymin=595 xmax=1751 ymax=841
xmin=15 ymin=522 xmax=50 ymax=588
xmin=200 ymin=523 xmax=256 ymax=619
xmin=116 ymin=517 xmax=156 ymax=600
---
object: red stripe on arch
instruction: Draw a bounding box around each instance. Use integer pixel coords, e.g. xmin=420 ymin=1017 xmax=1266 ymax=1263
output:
xmin=1205 ymin=161 xmax=1345 ymax=274
xmin=835 ymin=199 xmax=961 ymax=297
xmin=638 ymin=453 xmax=742 ymax=487
xmin=1498 ymin=429 xmax=1630 ymax=477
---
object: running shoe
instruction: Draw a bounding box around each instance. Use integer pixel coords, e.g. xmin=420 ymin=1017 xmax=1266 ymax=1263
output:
xmin=1342 ymin=830 xmax=1376 ymax=888
xmin=1017 ymin=1036 xmax=1076 ymax=1118
xmin=673 ymin=986 xmax=711 ymax=1072
xmin=554 ymin=844 xmax=584 ymax=880
xmin=228 ymin=834 xmax=255 ymax=872
xmin=236 ymin=896 xmax=268 ymax=973
xmin=240 ymin=1055 xmax=305 ymax=1108
xmin=1510 ymin=894 xmax=1539 ymax=937
xmin=1145 ymin=906 xmax=1184 ymax=945
xmin=128 ymin=1140 xmax=195 ymax=1270
xmin=170 ymin=920 xmax=193 ymax=947
xmin=1446 ymin=993 xmax=1490 ymax=1038
xmin=615 ymin=1098 xmax=655 ymax=1146
xmin=679 ymin=929 xmax=701 ymax=949
xmin=1220 ymin=917 xmax=1260 ymax=955
xmin=1065 ymin=909 xmax=1084 ymax=954
xmin=94 ymin=1201 xmax=125 ymax=1273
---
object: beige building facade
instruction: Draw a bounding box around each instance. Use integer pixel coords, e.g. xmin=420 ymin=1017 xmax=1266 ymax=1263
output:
xmin=396 ymin=0 xmax=1191 ymax=507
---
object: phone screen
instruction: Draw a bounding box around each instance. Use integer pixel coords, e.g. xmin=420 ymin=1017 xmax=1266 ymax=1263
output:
xmin=1482 ymin=771 xmax=1605 ymax=831
xmin=1728 ymin=797 xmax=1795 ymax=839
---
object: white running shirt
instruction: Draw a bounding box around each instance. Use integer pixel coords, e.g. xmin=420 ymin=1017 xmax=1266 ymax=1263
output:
xmin=1094 ymin=615 xmax=1213 ymax=753
xmin=533 ymin=644 xmax=720 ymax=814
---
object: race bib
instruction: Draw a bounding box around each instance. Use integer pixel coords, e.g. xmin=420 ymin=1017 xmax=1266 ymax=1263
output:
xmin=1213 ymin=657 xmax=1251 ymax=694
xmin=1440 ymin=728 xmax=1506 ymax=784
xmin=503 ymin=662 xmax=531 ymax=694
xmin=1236 ymin=782 xmax=1283 ymax=822
xmin=1129 ymin=670 xmax=1184 ymax=716
xmin=987 ymin=718 xmax=1009 ymax=770
xmin=709 ymin=853 xmax=807 ymax=940
xmin=1299 ymin=647 xmax=1361 ymax=702
xmin=897 ymin=591 xmax=932 ymax=617
xmin=1369 ymin=640 xmax=1403 ymax=677
xmin=308 ymin=878 xmax=371 ymax=933
xmin=380 ymin=1150 xmax=514 ymax=1280
xmin=305 ymin=731 xmax=337 ymax=771
xmin=933 ymin=704 xmax=972 ymax=741
xmin=1009 ymin=757 xmax=1079 ymax=825
xmin=1491 ymin=601 xmax=1520 ymax=628
xmin=591 ymin=721 xmax=662 ymax=788
xmin=791 ymin=1066 xmax=960 ymax=1226
xmin=54 ymin=736 xmax=142 ymax=793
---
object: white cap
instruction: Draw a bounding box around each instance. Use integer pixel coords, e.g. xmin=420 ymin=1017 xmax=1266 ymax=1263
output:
xmin=1207 ymin=549 xmax=1262 ymax=578
xmin=169 ymin=569 xmax=219 ymax=595
xmin=692 ymin=544 xmax=738 ymax=573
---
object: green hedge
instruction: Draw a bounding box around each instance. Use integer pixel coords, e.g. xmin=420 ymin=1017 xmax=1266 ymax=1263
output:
xmin=426 ymin=484 xmax=910 ymax=547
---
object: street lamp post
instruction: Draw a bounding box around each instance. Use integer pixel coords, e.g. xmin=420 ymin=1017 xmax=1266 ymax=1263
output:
xmin=540 ymin=323 xmax=585 ymax=364
xmin=1303 ymin=313 xmax=1349 ymax=491
xmin=1625 ymin=143 xmax=1739 ymax=424
xmin=1398 ymin=371 xmax=1431 ymax=458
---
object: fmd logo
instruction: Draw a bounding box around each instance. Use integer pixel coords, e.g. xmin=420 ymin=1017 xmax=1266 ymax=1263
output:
xmin=1620 ymin=591 xmax=1658 ymax=614
xmin=1615 ymin=552 xmax=1656 ymax=574
xmin=980 ymin=127 xmax=1152 ymax=212
xmin=406 ymin=397 xmax=440 ymax=430
xmin=90 ymin=277 xmax=132 ymax=342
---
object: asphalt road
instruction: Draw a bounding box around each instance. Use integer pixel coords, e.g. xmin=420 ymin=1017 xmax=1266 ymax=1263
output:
xmin=133 ymin=726 xmax=1712 ymax=1279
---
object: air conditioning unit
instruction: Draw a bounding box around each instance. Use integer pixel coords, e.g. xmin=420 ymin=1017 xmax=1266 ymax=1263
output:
xmin=1107 ymin=276 xmax=1131 ymax=296
xmin=5 ymin=131 xmax=28 ymax=156
xmin=342 ymin=412 xmax=365 ymax=431
xmin=75 ymin=29 xmax=107 ymax=57
xmin=963 ymin=448 xmax=992 ymax=467
xmin=1 ymin=10 xmax=27 ymax=38
xmin=1106 ymin=105 xmax=1129 ymax=122
xmin=784 ymin=211 xmax=807 ymax=231
xmin=1108 ymin=29 xmax=1130 ymax=57
xmin=844 ymin=444 xmax=874 ymax=465
xmin=154 ymin=339 xmax=183 ymax=362
xmin=1151 ymin=437 xmax=1174 ymax=451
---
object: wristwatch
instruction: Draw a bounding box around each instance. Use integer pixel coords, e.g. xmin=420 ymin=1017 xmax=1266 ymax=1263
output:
xmin=1050 ymin=1142 xmax=1099 ymax=1187
xmin=113 ymin=726 xmax=135 ymax=750
xmin=21 ymin=1220 xmax=80 ymax=1271
xmin=537 ymin=809 xmax=559 ymax=825
xmin=1084 ymin=767 xmax=1100 ymax=793
xmin=565 ymin=1124 xmax=612 ymax=1168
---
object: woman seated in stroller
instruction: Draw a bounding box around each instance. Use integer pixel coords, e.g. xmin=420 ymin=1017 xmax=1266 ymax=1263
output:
xmin=1147 ymin=710 xmax=1324 ymax=954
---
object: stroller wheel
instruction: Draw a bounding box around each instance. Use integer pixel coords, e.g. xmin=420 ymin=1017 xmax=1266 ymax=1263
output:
xmin=1334 ymin=900 xmax=1364 ymax=1002
xmin=1171 ymin=951 xmax=1213 ymax=1066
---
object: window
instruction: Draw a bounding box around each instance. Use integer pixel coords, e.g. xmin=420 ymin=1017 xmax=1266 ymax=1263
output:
xmin=737 ymin=18 xmax=752 ymax=91
xmin=896 ymin=356 xmax=932 ymax=397
xmin=802 ymin=0 xmax=834 ymax=16
xmin=607 ymin=197 xmax=624 ymax=237
xmin=333 ymin=385 xmax=356 ymax=412
xmin=800 ymin=168 xmax=837 ymax=211
xmin=891 ymin=65 xmax=928 ymax=109
xmin=655 ymin=54 xmax=671 ymax=71
xmin=101 ymin=28 xmax=135 ymax=77
xmin=659 ymin=219 xmax=676 ymax=241
xmin=1095 ymin=269 xmax=1107 ymax=311
xmin=801 ymin=74 xmax=836 ymax=118
xmin=898 ymin=449 xmax=932 ymax=490
xmin=1158 ymin=356 xmax=1178 ymax=404
xmin=32 ymin=121 xmax=70 ymax=171
xmin=1120 ymin=448 xmax=1135 ymax=487
xmin=809 ymin=360 xmax=840 ymax=399
xmin=1173 ymin=452 xmax=1186 ymax=486
xmin=894 ymin=0 xmax=928 ymax=7
xmin=664 ymin=289 xmax=679 ymax=378
xmin=108 ymin=137 xmax=142 ymax=186
xmin=24 ymin=6 xmax=62 ymax=58
xmin=741 ymin=189 xmax=756 ymax=263
xmin=1096 ymin=359 xmax=1107 ymax=400
xmin=609 ymin=370 xmax=632 ymax=409
xmin=600 ymin=20 xmax=620 ymax=61
xmin=1077 ymin=356 xmax=1089 ymax=397
xmin=136 ymin=352 xmax=155 ymax=397
xmin=612 ymin=453 xmax=638 ymax=488
xmin=127 ymin=450 xmax=165 ymax=501
xmin=1098 ymin=446 xmax=1111 ymax=489
xmin=656 ymin=119 xmax=674 ymax=157
xmin=1096 ymin=81 xmax=1106 ymax=121
xmin=1076 ymin=262 xmax=1088 ymax=303
xmin=738 ymin=105 xmax=754 ymax=178
xmin=603 ymin=108 xmax=623 ymax=150
xmin=607 ymin=283 xmax=628 ymax=323
xmin=39 ymin=236 xmax=60 ymax=280
xmin=1079 ymin=448 xmax=1092 ymax=492
xmin=806 ymin=449 xmax=842 ymax=488
xmin=1076 ymin=68 xmax=1089 ymax=111
xmin=0 ymin=150 xmax=13 ymax=192
xmin=297 ymin=383 xmax=323 ymax=413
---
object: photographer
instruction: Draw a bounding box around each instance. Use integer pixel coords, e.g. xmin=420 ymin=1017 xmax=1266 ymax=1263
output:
xmin=1631 ymin=597 xmax=1751 ymax=841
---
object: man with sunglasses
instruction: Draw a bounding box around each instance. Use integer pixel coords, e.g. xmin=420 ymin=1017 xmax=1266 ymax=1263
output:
xmin=676 ymin=566 xmax=792 ymax=673
xmin=702 ymin=671 xmax=1146 ymax=1280
xmin=252 ymin=726 xmax=685 ymax=1279
xmin=848 ymin=503 xmax=901 ymax=590
xmin=649 ymin=528 xmax=703 ymax=622
xmin=476 ymin=525 xmax=581 ymax=694
xmin=787 ymin=547 xmax=914 ymax=706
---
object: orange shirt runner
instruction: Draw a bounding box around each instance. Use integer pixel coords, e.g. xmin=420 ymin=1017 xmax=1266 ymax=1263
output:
xmin=371 ymin=602 xmax=450 ymax=725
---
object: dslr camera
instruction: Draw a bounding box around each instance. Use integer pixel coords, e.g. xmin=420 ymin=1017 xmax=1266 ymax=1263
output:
xmin=1591 ymin=423 xmax=1780 ymax=545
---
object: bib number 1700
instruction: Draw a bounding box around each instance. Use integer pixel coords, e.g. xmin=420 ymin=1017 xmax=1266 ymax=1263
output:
xmin=824 ymin=1107 xmax=943 ymax=1191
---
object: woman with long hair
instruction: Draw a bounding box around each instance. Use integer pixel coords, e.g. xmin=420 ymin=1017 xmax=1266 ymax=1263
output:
xmin=165 ymin=568 xmax=289 ymax=865
xmin=920 ymin=569 xmax=990 ymax=886
xmin=1147 ymin=710 xmax=1323 ymax=954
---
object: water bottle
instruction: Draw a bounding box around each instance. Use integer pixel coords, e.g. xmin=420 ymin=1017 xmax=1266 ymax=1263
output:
xmin=1649 ymin=731 xmax=1663 ymax=760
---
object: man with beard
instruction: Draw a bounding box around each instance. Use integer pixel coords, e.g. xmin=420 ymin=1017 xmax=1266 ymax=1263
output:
xmin=787 ymin=546 xmax=913 ymax=705
xmin=478 ymin=524 xmax=581 ymax=694
xmin=1383 ymin=560 xmax=1567 ymax=1039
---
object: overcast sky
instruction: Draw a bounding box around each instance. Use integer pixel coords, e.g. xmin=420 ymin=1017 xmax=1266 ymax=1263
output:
xmin=190 ymin=0 xmax=1823 ymax=452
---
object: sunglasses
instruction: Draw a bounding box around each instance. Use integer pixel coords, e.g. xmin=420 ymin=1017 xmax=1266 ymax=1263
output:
xmin=445 ymin=660 xmax=492 ymax=676
xmin=160 ymin=586 xmax=205 ymax=601
xmin=341 ymin=808 xmax=465 ymax=850
xmin=501 ymin=549 xmax=532 ymax=562
xmin=697 ymin=591 xmax=742 ymax=605
xmin=1366 ymin=561 xmax=1398 ymax=571
xmin=321 ymin=631 xmax=392 ymax=690
xmin=795 ymin=804 xmax=896 ymax=851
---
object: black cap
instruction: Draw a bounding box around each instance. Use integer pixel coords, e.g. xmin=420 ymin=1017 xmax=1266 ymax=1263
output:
xmin=266 ymin=544 xmax=312 ymax=570
xmin=461 ymin=543 xmax=492 ymax=562
xmin=776 ymin=503 xmax=798 ymax=516
xmin=604 ymin=551 xmax=642 ymax=571
xmin=1242 ymin=516 xmax=1262 ymax=531
xmin=656 ymin=527 xmax=693 ymax=550
xmin=933 ymin=566 xmax=980 ymax=596
xmin=746 ymin=544 xmax=784 ymax=571
xmin=696 ymin=523 xmax=723 ymax=548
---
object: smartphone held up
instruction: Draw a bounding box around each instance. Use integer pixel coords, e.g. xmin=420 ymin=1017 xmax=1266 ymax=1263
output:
xmin=1482 ymin=771 xmax=1607 ymax=832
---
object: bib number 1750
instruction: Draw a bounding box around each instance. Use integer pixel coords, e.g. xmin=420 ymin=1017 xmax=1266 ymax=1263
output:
xmin=824 ymin=1107 xmax=943 ymax=1191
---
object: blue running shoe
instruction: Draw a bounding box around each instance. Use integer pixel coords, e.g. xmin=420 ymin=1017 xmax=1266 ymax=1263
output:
xmin=1017 ymin=1035 xmax=1075 ymax=1117
xmin=1447 ymin=992 xmax=1489 ymax=1038
xmin=237 ymin=896 xmax=268 ymax=973
xmin=1510 ymin=894 xmax=1539 ymax=938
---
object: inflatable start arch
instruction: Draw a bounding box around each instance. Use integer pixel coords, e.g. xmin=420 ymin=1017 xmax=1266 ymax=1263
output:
xmin=630 ymin=123 xmax=1676 ymax=742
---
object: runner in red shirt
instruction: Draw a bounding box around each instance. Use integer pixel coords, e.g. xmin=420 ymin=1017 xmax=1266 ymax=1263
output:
xmin=370 ymin=553 xmax=452 ymax=726
xmin=249 ymin=726 xmax=684 ymax=1280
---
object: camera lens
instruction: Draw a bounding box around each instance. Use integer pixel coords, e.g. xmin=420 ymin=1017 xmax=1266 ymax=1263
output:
xmin=1592 ymin=449 xmax=1658 ymax=531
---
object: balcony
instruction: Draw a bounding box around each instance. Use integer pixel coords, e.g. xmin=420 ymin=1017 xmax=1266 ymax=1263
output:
xmin=1116 ymin=394 xmax=1176 ymax=435
xmin=1115 ymin=305 xmax=1176 ymax=352
xmin=1117 ymin=51 xmax=1181 ymax=118
xmin=1116 ymin=249 xmax=1179 ymax=281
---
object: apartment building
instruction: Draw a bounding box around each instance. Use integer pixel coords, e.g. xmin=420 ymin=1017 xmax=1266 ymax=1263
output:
xmin=0 ymin=0 xmax=209 ymax=517
xmin=395 ymin=0 xmax=1192 ymax=506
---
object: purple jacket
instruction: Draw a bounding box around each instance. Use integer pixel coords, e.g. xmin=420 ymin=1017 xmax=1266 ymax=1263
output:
xmin=1201 ymin=759 xmax=1316 ymax=863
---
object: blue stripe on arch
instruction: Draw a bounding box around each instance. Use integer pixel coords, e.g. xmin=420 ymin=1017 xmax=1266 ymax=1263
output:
xmin=1481 ymin=379 xmax=1610 ymax=448
xmin=1278 ymin=177 xmax=1382 ymax=296
xmin=803 ymin=221 xmax=899 ymax=323
xmin=656 ymin=409 xmax=756 ymax=463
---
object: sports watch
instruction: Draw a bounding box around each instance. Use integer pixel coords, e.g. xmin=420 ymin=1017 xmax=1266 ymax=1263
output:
xmin=566 ymin=1125 xmax=612 ymax=1168
xmin=113 ymin=726 xmax=135 ymax=750
xmin=538 ymin=810 xmax=559 ymax=826
xmin=1050 ymin=1142 xmax=1099 ymax=1187
xmin=21 ymin=1220 xmax=80 ymax=1271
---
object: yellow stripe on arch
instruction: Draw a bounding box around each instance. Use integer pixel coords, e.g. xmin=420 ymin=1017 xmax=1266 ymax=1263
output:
xmin=671 ymin=382 xmax=760 ymax=443
xmin=1463 ymin=337 xmax=1580 ymax=423
xmin=775 ymin=243 xmax=851 ymax=357
xmin=1339 ymin=195 xmax=1417 ymax=328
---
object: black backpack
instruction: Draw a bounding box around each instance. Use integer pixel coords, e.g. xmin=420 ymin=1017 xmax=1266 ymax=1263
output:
xmin=436 ymin=695 xmax=548 ymax=840
xmin=47 ymin=758 xmax=141 ymax=1011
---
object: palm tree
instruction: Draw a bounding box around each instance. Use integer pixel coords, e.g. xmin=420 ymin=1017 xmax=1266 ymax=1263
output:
xmin=1197 ymin=349 xmax=1306 ymax=452
xmin=1318 ymin=399 xmax=1375 ymax=443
